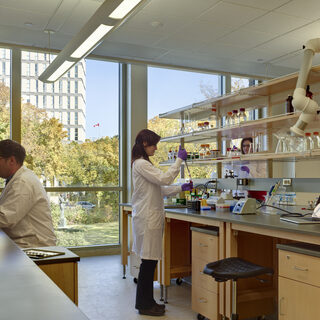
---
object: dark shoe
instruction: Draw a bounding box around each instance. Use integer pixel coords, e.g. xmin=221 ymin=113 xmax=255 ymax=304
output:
xmin=139 ymin=305 xmax=165 ymax=316
xmin=153 ymin=302 xmax=165 ymax=310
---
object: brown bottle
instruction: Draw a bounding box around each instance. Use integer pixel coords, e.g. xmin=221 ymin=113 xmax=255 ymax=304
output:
xmin=286 ymin=95 xmax=294 ymax=113
xmin=306 ymin=85 xmax=313 ymax=99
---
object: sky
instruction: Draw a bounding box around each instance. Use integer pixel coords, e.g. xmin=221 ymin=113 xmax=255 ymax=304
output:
xmin=85 ymin=60 xmax=220 ymax=139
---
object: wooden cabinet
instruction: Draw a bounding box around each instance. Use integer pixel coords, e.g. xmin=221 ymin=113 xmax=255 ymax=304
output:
xmin=30 ymin=246 xmax=80 ymax=305
xmin=278 ymin=246 xmax=320 ymax=320
xmin=191 ymin=227 xmax=219 ymax=320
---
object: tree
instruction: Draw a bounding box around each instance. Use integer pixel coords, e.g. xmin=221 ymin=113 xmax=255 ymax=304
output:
xmin=0 ymin=82 xmax=10 ymax=140
xmin=21 ymin=102 xmax=67 ymax=185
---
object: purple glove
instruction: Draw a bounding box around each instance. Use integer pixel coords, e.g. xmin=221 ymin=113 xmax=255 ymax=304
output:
xmin=181 ymin=181 xmax=193 ymax=191
xmin=178 ymin=145 xmax=188 ymax=160
xmin=240 ymin=166 xmax=250 ymax=174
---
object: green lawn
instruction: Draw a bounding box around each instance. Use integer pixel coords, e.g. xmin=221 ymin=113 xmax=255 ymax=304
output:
xmin=55 ymin=221 xmax=119 ymax=246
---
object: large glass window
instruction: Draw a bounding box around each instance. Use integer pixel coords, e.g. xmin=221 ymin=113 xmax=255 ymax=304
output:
xmin=148 ymin=66 xmax=220 ymax=178
xmin=0 ymin=48 xmax=11 ymax=142
xmin=18 ymin=50 xmax=120 ymax=246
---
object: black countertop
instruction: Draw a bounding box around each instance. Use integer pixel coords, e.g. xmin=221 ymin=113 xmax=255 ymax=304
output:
xmin=0 ymin=231 xmax=88 ymax=320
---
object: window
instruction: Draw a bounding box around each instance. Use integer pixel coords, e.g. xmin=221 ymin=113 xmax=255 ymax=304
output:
xmin=75 ymin=65 xmax=78 ymax=77
xmin=148 ymin=66 xmax=220 ymax=178
xmin=0 ymin=48 xmax=11 ymax=157
xmin=75 ymin=81 xmax=78 ymax=93
xmin=19 ymin=50 xmax=120 ymax=247
xmin=75 ymin=96 xmax=78 ymax=109
xmin=75 ymin=128 xmax=78 ymax=141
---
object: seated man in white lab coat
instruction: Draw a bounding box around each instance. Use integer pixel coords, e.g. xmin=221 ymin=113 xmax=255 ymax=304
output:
xmin=0 ymin=139 xmax=56 ymax=248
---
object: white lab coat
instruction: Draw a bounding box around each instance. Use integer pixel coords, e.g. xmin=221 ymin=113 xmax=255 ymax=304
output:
xmin=0 ymin=166 xmax=57 ymax=248
xmin=132 ymin=158 xmax=182 ymax=260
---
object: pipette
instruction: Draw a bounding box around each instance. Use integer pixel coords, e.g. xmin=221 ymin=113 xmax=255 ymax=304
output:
xmin=185 ymin=160 xmax=192 ymax=181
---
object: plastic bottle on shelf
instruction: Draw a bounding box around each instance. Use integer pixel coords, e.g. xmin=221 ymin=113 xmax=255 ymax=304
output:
xmin=238 ymin=108 xmax=247 ymax=123
xmin=199 ymin=145 xmax=206 ymax=159
xmin=303 ymin=132 xmax=314 ymax=151
xmin=285 ymin=95 xmax=294 ymax=113
xmin=225 ymin=112 xmax=233 ymax=126
xmin=313 ymin=132 xmax=320 ymax=149
xmin=208 ymin=107 xmax=220 ymax=129
xmin=205 ymin=144 xmax=211 ymax=158
xmin=168 ymin=149 xmax=172 ymax=161
xmin=231 ymin=110 xmax=238 ymax=125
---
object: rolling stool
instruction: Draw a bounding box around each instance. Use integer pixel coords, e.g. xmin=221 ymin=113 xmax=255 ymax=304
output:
xmin=204 ymin=257 xmax=273 ymax=320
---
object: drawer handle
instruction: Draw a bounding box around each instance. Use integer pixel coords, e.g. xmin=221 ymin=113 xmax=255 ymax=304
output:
xmin=294 ymin=265 xmax=308 ymax=272
xmin=199 ymin=297 xmax=207 ymax=303
xmin=199 ymin=243 xmax=208 ymax=247
xmin=279 ymin=297 xmax=285 ymax=316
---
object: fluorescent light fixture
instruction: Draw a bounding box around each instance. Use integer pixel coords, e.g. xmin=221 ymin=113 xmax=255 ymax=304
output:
xmin=48 ymin=61 xmax=74 ymax=82
xmin=71 ymin=24 xmax=113 ymax=59
xmin=39 ymin=0 xmax=147 ymax=83
xmin=109 ymin=0 xmax=142 ymax=19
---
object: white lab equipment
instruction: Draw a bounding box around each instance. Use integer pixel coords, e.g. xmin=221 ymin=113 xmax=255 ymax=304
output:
xmin=290 ymin=38 xmax=320 ymax=136
xmin=233 ymin=198 xmax=257 ymax=215
xmin=312 ymin=203 xmax=320 ymax=218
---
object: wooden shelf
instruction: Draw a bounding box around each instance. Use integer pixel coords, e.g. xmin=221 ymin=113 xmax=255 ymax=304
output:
xmin=159 ymin=65 xmax=320 ymax=120
xmin=160 ymin=113 xmax=319 ymax=143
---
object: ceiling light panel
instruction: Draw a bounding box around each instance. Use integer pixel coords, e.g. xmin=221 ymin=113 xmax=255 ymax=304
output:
xmin=71 ymin=24 xmax=113 ymax=58
xmin=48 ymin=61 xmax=75 ymax=82
xmin=109 ymin=0 xmax=142 ymax=19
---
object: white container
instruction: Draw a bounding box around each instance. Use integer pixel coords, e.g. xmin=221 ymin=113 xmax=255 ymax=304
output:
xmin=216 ymin=204 xmax=230 ymax=212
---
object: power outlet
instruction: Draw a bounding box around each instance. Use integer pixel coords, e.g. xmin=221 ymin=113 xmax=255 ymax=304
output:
xmin=283 ymin=178 xmax=292 ymax=186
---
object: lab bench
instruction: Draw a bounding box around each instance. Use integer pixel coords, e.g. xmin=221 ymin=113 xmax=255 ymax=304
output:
xmin=120 ymin=203 xmax=320 ymax=319
xmin=0 ymin=231 xmax=88 ymax=320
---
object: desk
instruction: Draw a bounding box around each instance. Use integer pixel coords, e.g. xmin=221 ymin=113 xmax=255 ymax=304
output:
xmin=121 ymin=204 xmax=320 ymax=319
xmin=30 ymin=246 xmax=80 ymax=305
xmin=0 ymin=231 xmax=88 ymax=320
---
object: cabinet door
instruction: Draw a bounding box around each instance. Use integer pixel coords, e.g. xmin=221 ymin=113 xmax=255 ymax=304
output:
xmin=192 ymin=284 xmax=219 ymax=320
xmin=192 ymin=231 xmax=218 ymax=261
xmin=279 ymin=277 xmax=320 ymax=320
xmin=192 ymin=257 xmax=218 ymax=294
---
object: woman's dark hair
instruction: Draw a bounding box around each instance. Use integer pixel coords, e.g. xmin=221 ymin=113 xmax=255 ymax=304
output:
xmin=0 ymin=139 xmax=26 ymax=165
xmin=241 ymin=137 xmax=253 ymax=154
xmin=131 ymin=129 xmax=161 ymax=165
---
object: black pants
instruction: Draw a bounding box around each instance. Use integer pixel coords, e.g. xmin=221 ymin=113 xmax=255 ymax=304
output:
xmin=135 ymin=259 xmax=158 ymax=310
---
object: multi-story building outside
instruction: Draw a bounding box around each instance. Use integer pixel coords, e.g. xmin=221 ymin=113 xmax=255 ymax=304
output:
xmin=0 ymin=48 xmax=86 ymax=142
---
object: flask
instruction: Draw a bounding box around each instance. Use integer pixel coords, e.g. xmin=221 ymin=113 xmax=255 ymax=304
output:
xmin=208 ymin=107 xmax=220 ymax=129
xmin=225 ymin=112 xmax=233 ymax=126
xmin=231 ymin=110 xmax=238 ymax=125
xmin=286 ymin=95 xmax=294 ymax=113
xmin=313 ymin=132 xmax=320 ymax=149
xmin=238 ymin=107 xmax=247 ymax=123
xmin=304 ymin=132 xmax=314 ymax=151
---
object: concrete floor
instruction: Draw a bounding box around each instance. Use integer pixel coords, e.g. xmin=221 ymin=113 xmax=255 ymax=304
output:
xmin=78 ymin=255 xmax=198 ymax=320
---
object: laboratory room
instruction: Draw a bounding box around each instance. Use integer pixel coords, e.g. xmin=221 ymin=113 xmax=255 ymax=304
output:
xmin=2 ymin=0 xmax=320 ymax=319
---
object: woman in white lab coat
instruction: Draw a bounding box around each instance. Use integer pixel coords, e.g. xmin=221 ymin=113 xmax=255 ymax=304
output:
xmin=131 ymin=129 xmax=192 ymax=316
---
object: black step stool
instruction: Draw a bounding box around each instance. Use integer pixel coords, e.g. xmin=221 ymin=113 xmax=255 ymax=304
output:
xmin=204 ymin=257 xmax=273 ymax=320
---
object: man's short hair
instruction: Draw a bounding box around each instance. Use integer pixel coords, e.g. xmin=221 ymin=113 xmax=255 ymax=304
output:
xmin=0 ymin=139 xmax=26 ymax=165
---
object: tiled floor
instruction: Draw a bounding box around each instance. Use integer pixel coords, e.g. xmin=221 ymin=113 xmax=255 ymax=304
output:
xmin=78 ymin=255 xmax=198 ymax=320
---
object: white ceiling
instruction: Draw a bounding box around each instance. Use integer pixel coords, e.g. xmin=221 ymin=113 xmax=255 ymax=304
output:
xmin=1 ymin=0 xmax=320 ymax=78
